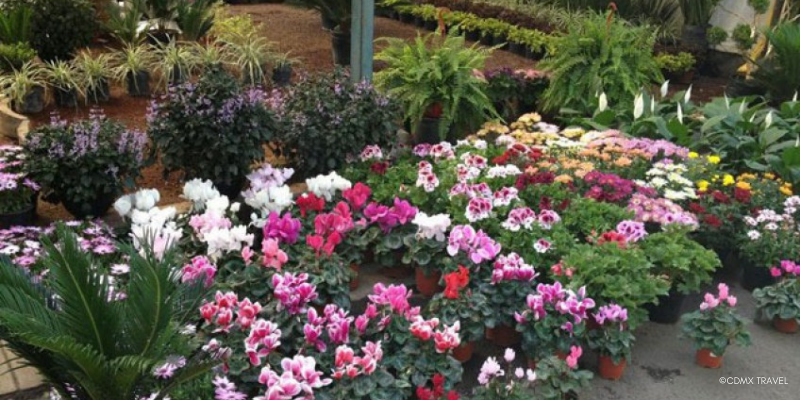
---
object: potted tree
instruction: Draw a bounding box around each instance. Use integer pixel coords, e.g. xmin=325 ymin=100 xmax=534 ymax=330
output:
xmin=375 ymin=30 xmax=498 ymax=144
xmin=75 ymin=51 xmax=114 ymax=103
xmin=23 ymin=114 xmax=147 ymax=219
xmin=0 ymin=61 xmax=46 ymax=114
xmin=680 ymin=284 xmax=751 ymax=368
xmin=588 ymin=304 xmax=634 ymax=380
xmin=427 ymin=266 xmax=492 ymax=362
xmin=641 ymin=225 xmax=721 ymax=323
xmin=753 ymin=260 xmax=800 ymax=334
xmin=43 ymin=60 xmax=83 ymax=108
xmin=112 ymin=44 xmax=156 ymax=97
xmin=0 ymin=146 xmax=38 ymax=228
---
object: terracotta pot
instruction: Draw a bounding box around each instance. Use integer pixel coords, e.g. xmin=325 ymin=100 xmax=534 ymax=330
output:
xmin=772 ymin=317 xmax=799 ymax=334
xmin=487 ymin=325 xmax=520 ymax=347
xmin=452 ymin=341 xmax=475 ymax=363
xmin=349 ymin=264 xmax=360 ymax=291
xmin=415 ymin=267 xmax=442 ymax=297
xmin=598 ymin=355 xmax=626 ymax=380
xmin=695 ymin=348 xmax=723 ymax=369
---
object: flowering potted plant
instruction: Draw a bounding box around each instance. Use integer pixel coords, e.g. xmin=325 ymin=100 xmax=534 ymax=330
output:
xmin=738 ymin=196 xmax=800 ymax=291
xmin=23 ymin=113 xmax=146 ymax=218
xmin=640 ymin=225 xmax=721 ymax=323
xmin=0 ymin=145 xmax=38 ymax=228
xmin=587 ymin=304 xmax=634 ymax=380
xmin=480 ymin=252 xmax=535 ymax=346
xmin=515 ymin=282 xmax=595 ymax=368
xmin=753 ymin=260 xmax=800 ymax=334
xmin=680 ymin=284 xmax=751 ymax=368
xmin=427 ymin=266 xmax=491 ymax=362
xmin=406 ymin=211 xmax=452 ymax=296
xmin=534 ymin=347 xmax=593 ymax=400
xmin=470 ymin=349 xmax=537 ymax=400
xmin=416 ymin=374 xmax=460 ymax=400
xmin=317 ymin=342 xmax=409 ymax=400
xmin=363 ymin=198 xmax=419 ymax=278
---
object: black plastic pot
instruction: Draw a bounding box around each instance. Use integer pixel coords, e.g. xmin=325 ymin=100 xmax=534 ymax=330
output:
xmin=272 ymin=65 xmax=292 ymax=87
xmin=0 ymin=204 xmax=35 ymax=229
xmin=508 ymin=42 xmax=525 ymax=55
xmin=213 ymin=178 xmax=246 ymax=200
xmin=415 ymin=117 xmax=442 ymax=144
xmin=390 ymin=10 xmax=400 ymax=20
xmin=399 ymin=13 xmax=414 ymax=24
xmin=424 ymin=20 xmax=438 ymax=31
xmin=645 ymin=287 xmax=687 ymax=324
xmin=465 ymin=30 xmax=480 ymax=42
xmin=331 ymin=31 xmax=351 ymax=66
xmin=88 ymin=79 xmax=110 ymax=103
xmin=14 ymin=85 xmax=45 ymax=114
xmin=127 ymin=71 xmax=151 ymax=97
xmin=54 ymin=87 xmax=78 ymax=108
xmin=492 ymin=34 xmax=507 ymax=48
xmin=321 ymin=14 xmax=336 ymax=31
xmin=170 ymin=69 xmax=186 ymax=86
xmin=479 ymin=34 xmax=494 ymax=46
xmin=741 ymin=263 xmax=775 ymax=292
xmin=413 ymin=16 xmax=425 ymax=28
xmin=147 ymin=30 xmax=176 ymax=45
xmin=526 ymin=48 xmax=546 ymax=60
xmin=63 ymin=195 xmax=116 ymax=219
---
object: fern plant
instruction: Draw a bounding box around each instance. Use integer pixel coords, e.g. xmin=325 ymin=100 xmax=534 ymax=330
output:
xmin=374 ymin=30 xmax=498 ymax=140
xmin=539 ymin=11 xmax=662 ymax=114
xmin=0 ymin=225 xmax=217 ymax=400
xmin=749 ymin=22 xmax=800 ymax=103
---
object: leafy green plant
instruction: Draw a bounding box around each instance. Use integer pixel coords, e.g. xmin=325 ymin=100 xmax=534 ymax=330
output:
xmin=539 ymin=11 xmax=662 ymax=114
xmin=270 ymin=70 xmax=400 ymax=176
xmin=753 ymin=277 xmax=800 ymax=323
xmin=561 ymin=242 xmax=669 ymax=328
xmin=105 ymin=0 xmax=150 ymax=46
xmin=587 ymin=310 xmax=635 ymax=365
xmin=427 ymin=267 xmax=492 ymax=343
xmin=0 ymin=225 xmax=218 ymax=400
xmin=223 ymin=35 xmax=272 ymax=86
xmin=538 ymin=0 xmax=685 ymax=40
xmin=534 ymin=354 xmax=593 ymax=400
xmin=749 ymin=22 xmax=800 ymax=103
xmin=23 ymin=114 xmax=146 ymax=216
xmin=112 ymin=43 xmax=156 ymax=83
xmin=680 ymin=0 xmax=721 ymax=26
xmin=732 ymin=23 xmax=755 ymax=51
xmin=680 ymin=284 xmax=751 ymax=356
xmin=208 ymin=8 xmax=258 ymax=44
xmin=176 ymin=0 xmax=219 ymax=41
xmin=656 ymin=52 xmax=696 ymax=73
xmin=148 ymin=66 xmax=275 ymax=188
xmin=706 ymin=25 xmax=728 ymax=46
xmin=0 ymin=60 xmax=46 ymax=110
xmin=153 ymin=40 xmax=199 ymax=89
xmin=42 ymin=60 xmax=84 ymax=95
xmin=640 ymin=225 xmax=720 ymax=294
xmin=0 ymin=42 xmax=35 ymax=72
xmin=0 ymin=3 xmax=32 ymax=44
xmin=139 ymin=0 xmax=181 ymax=34
xmin=375 ymin=30 xmax=498 ymax=140
xmin=74 ymin=51 xmax=114 ymax=103
xmin=22 ymin=0 xmax=97 ymax=61
xmin=301 ymin=0 xmax=352 ymax=33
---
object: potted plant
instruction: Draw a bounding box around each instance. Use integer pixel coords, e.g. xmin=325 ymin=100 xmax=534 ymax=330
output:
xmin=640 ymin=225 xmax=721 ymax=323
xmin=43 ymin=60 xmax=83 ymax=108
xmin=148 ymin=66 xmax=275 ymax=198
xmin=753 ymin=260 xmax=800 ymax=334
xmin=270 ymin=51 xmax=296 ymax=87
xmin=415 ymin=374 xmax=460 ymax=400
xmin=427 ymin=266 xmax=492 ymax=362
xmin=480 ymin=252 xmax=536 ymax=347
xmin=469 ymin=350 xmax=537 ymax=399
xmin=680 ymin=284 xmax=751 ymax=368
xmin=516 ymin=282 xmax=595 ymax=368
xmin=0 ymin=61 xmax=46 ymax=114
xmin=153 ymin=40 xmax=198 ymax=89
xmin=655 ymin=52 xmax=696 ymax=84
xmin=459 ymin=15 xmax=482 ymax=42
xmin=112 ymin=43 xmax=156 ymax=97
xmin=74 ymin=51 xmax=114 ymax=103
xmin=23 ymin=113 xmax=146 ymax=219
xmin=588 ymin=304 xmax=634 ymax=380
xmin=224 ymin=35 xmax=272 ymax=86
xmin=404 ymin=217 xmax=449 ymax=296
xmin=738 ymin=205 xmax=800 ymax=291
xmin=375 ymin=30 xmax=498 ymax=143
xmin=296 ymin=0 xmax=352 ymax=65
xmin=0 ymin=145 xmax=38 ymax=228
xmin=0 ymin=42 xmax=36 ymax=73
xmin=534 ymin=348 xmax=593 ymax=400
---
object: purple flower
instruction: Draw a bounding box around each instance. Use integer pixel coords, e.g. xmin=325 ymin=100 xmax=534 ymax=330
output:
xmin=263 ymin=212 xmax=301 ymax=245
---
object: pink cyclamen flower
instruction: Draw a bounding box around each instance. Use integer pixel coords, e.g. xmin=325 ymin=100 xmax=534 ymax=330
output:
xmin=261 ymin=238 xmax=288 ymax=270
xmin=566 ymin=346 xmax=582 ymax=369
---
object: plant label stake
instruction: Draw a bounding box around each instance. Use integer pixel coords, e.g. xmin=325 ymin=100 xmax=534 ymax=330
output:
xmin=351 ymin=0 xmax=375 ymax=83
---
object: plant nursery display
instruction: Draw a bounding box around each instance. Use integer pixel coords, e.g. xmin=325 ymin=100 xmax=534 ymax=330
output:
xmin=753 ymin=260 xmax=800 ymax=334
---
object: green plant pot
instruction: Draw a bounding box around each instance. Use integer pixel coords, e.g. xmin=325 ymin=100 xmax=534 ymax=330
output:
xmin=13 ymin=85 xmax=45 ymax=114
xmin=126 ymin=71 xmax=151 ymax=97
xmin=331 ymin=31 xmax=351 ymax=66
xmin=54 ymin=87 xmax=78 ymax=108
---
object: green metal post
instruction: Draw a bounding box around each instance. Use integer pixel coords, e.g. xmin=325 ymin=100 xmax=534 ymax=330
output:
xmin=351 ymin=0 xmax=375 ymax=83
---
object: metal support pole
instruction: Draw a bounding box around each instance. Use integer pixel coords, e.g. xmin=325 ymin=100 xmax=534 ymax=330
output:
xmin=351 ymin=0 xmax=375 ymax=83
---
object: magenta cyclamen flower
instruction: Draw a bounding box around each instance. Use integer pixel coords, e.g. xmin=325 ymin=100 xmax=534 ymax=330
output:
xmin=502 ymin=207 xmax=537 ymax=231
xmin=181 ymin=255 xmax=217 ymax=287
xmin=699 ymin=283 xmax=737 ymax=311
xmin=492 ymin=253 xmax=538 ymax=284
xmin=770 ymin=260 xmax=799 ymax=278
xmin=517 ymin=283 xmax=595 ymax=326
xmin=447 ymin=225 xmax=502 ymax=264
xmin=594 ymin=304 xmax=628 ymax=325
xmin=272 ymin=272 xmax=318 ymax=315
xmin=246 ymin=319 xmax=282 ymax=366
xmin=213 ymin=376 xmax=247 ymax=400
xmin=368 ymin=283 xmax=412 ymax=316
xmin=466 ymin=197 xmax=493 ymax=222
xmin=263 ymin=212 xmax=301 ymax=244
xmin=256 ymin=355 xmax=332 ymax=400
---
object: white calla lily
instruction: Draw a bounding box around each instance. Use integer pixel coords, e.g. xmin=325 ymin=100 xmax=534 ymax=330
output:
xmin=684 ymin=85 xmax=692 ymax=104
xmin=597 ymin=92 xmax=608 ymax=112
xmin=677 ymin=103 xmax=684 ymax=124
xmin=765 ymin=111 xmax=773 ymax=128
xmin=660 ymin=81 xmax=669 ymax=98
xmin=633 ymin=94 xmax=644 ymax=120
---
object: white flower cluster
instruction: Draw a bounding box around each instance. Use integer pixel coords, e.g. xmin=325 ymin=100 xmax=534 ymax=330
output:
xmin=640 ymin=161 xmax=696 ymax=202
xmin=412 ymin=212 xmax=451 ymax=242
xmin=306 ymin=171 xmax=352 ymax=201
xmin=244 ymin=184 xmax=294 ymax=225
xmin=204 ymin=225 xmax=253 ymax=260
xmin=114 ymin=189 xmax=161 ymax=219
xmin=116 ymin=189 xmax=182 ymax=259
xmin=182 ymin=178 xmax=220 ymax=211
xmin=486 ymin=165 xmax=522 ymax=179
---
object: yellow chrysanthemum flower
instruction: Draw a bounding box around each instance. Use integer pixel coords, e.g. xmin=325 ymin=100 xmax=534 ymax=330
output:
xmin=688 ymin=152 xmax=699 ymax=159
xmin=780 ymin=184 xmax=793 ymax=196
xmin=722 ymin=174 xmax=735 ymax=186
xmin=764 ymin=172 xmax=776 ymax=180
xmin=735 ymin=181 xmax=751 ymax=191
xmin=697 ymin=180 xmax=710 ymax=192
xmin=707 ymin=155 xmax=721 ymax=164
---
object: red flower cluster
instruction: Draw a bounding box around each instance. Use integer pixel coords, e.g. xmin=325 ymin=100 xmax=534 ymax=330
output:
xmin=443 ymin=266 xmax=469 ymax=299
xmin=491 ymin=144 xmax=542 ymax=165
xmin=297 ymin=192 xmax=326 ymax=217
xmin=596 ymin=231 xmax=627 ymax=249
xmin=515 ymin=171 xmax=556 ymax=190
xmin=416 ymin=374 xmax=459 ymax=400
xmin=370 ymin=161 xmax=389 ymax=175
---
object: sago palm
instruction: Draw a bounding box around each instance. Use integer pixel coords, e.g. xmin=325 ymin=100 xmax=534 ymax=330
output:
xmin=0 ymin=224 xmax=216 ymax=400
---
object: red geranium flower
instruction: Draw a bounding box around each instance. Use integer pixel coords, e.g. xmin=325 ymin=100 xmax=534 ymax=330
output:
xmin=443 ymin=266 xmax=469 ymax=299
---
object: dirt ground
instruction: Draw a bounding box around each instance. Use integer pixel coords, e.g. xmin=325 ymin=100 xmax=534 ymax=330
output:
xmin=8 ymin=3 xmax=727 ymax=222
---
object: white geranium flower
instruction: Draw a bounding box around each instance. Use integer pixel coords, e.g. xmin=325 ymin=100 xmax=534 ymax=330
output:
xmin=134 ymin=189 xmax=160 ymax=211
xmin=306 ymin=172 xmax=351 ymax=200
xmin=412 ymin=212 xmax=452 ymax=242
